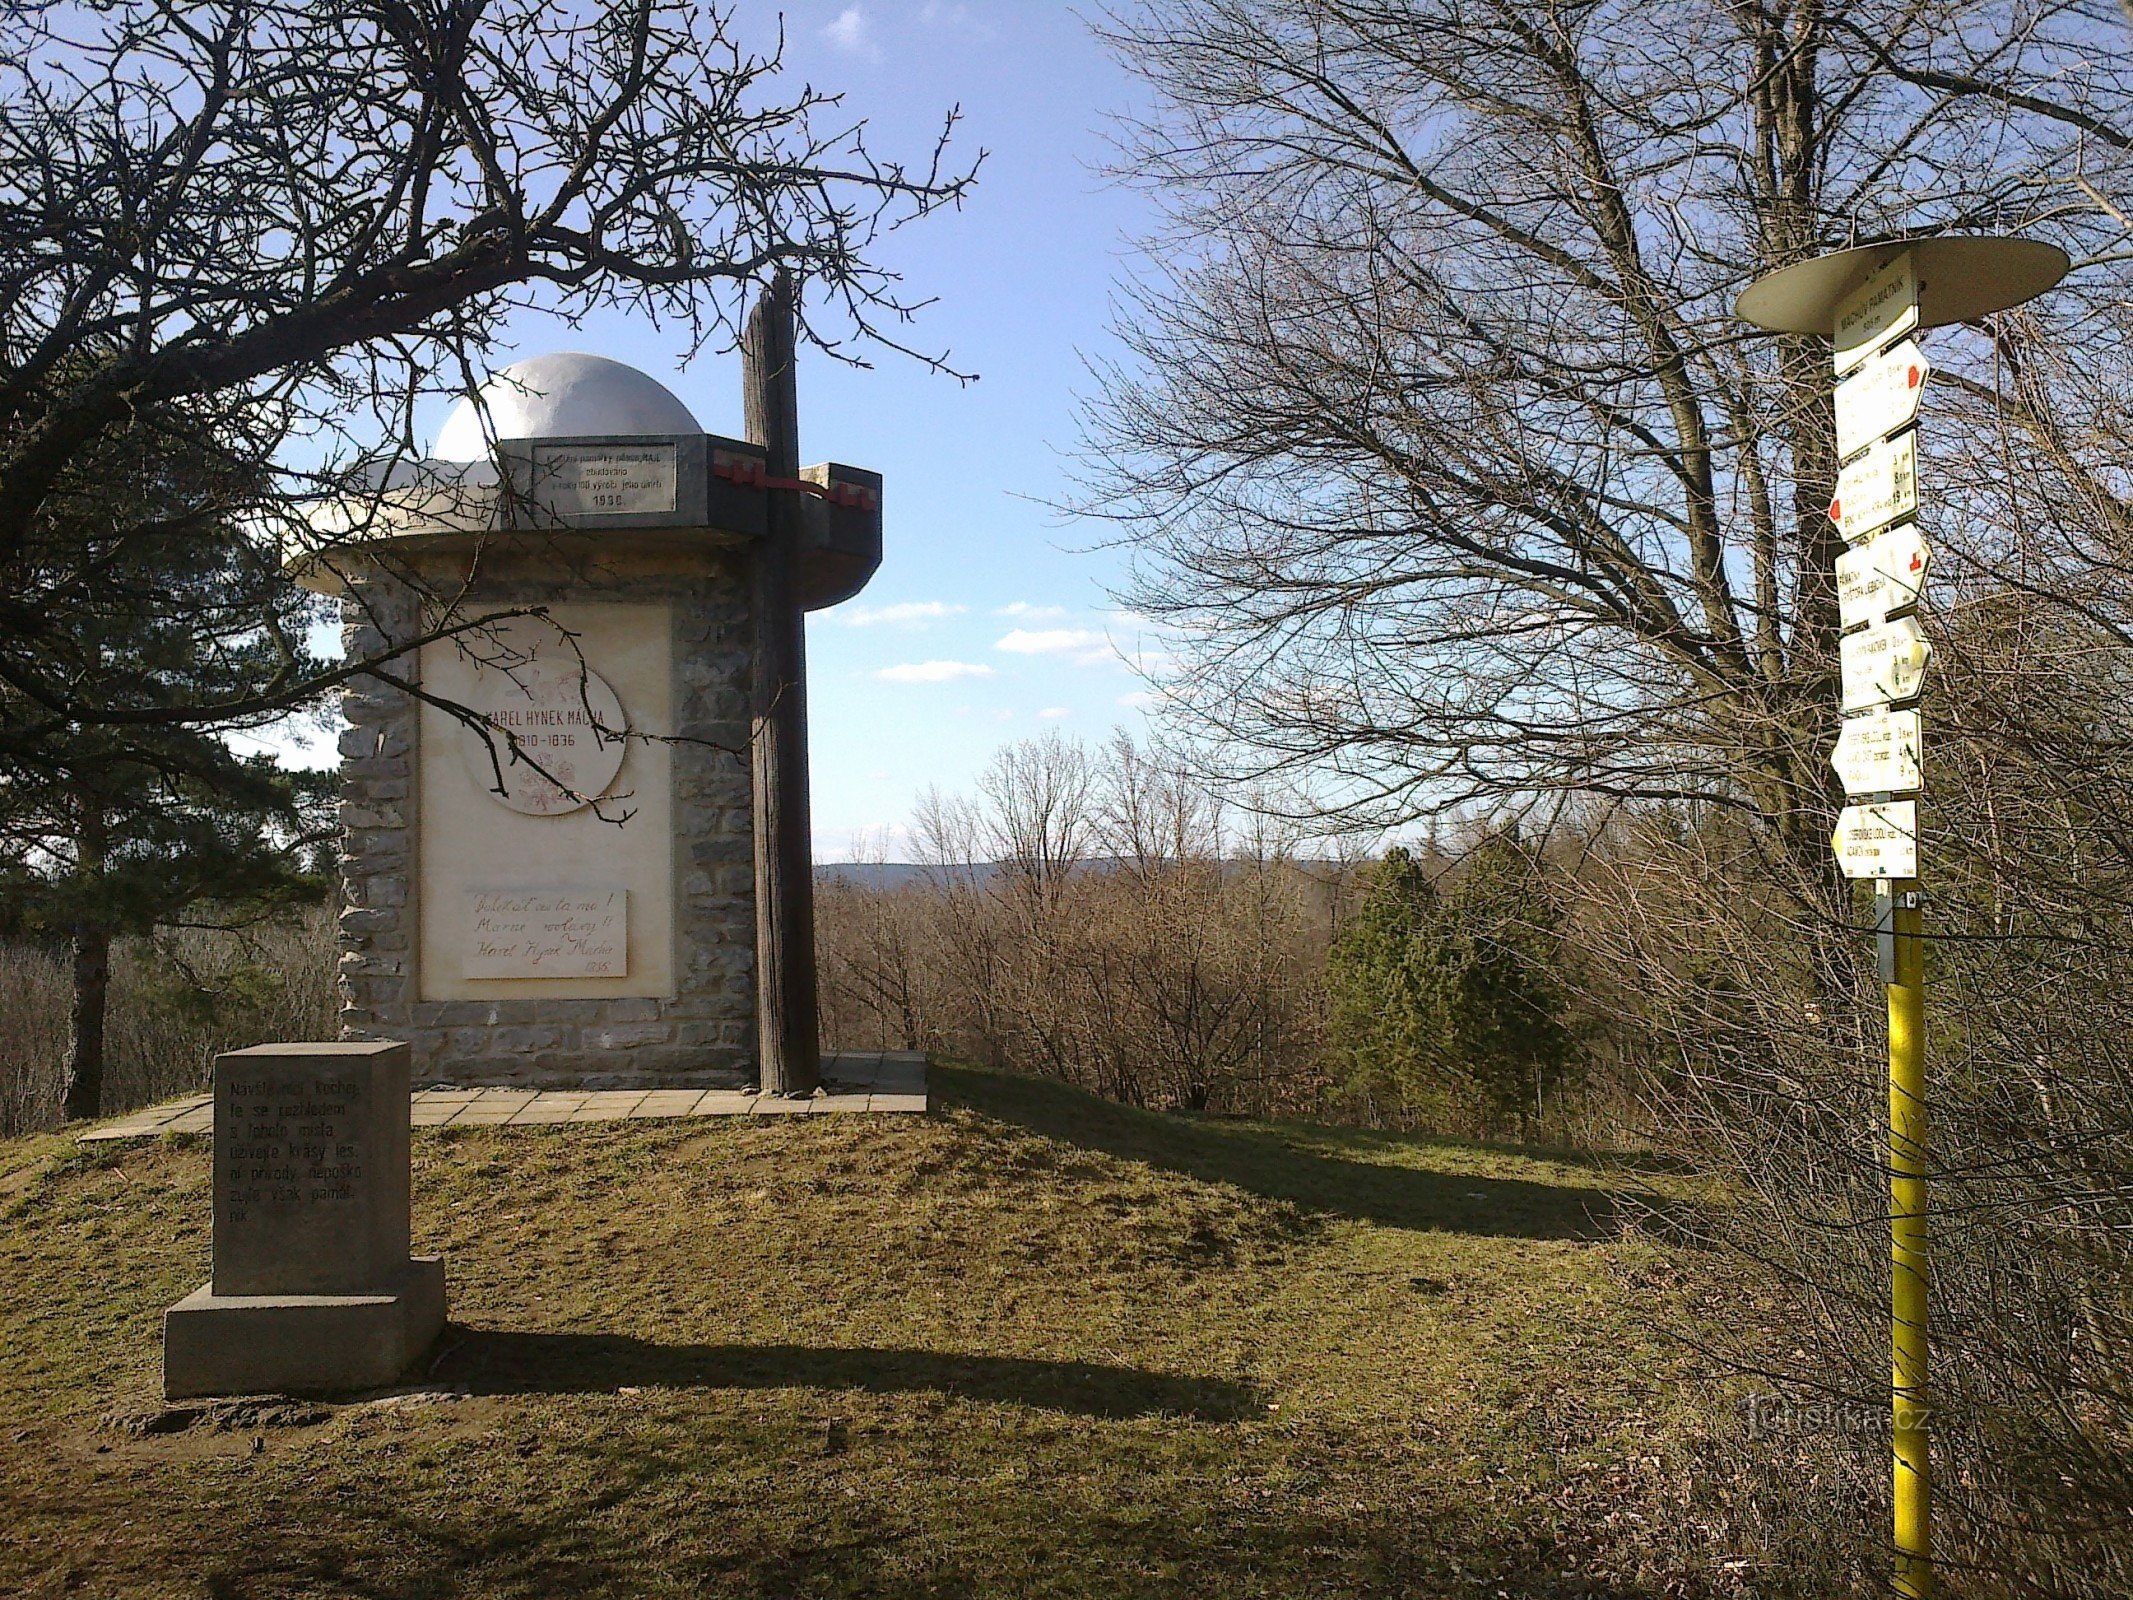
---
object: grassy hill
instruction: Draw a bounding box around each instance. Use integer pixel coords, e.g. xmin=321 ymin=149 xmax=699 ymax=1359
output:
xmin=0 ymin=1065 xmax=1746 ymax=1599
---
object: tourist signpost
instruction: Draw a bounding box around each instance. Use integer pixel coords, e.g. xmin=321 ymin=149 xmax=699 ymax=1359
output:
xmin=1838 ymin=525 xmax=1932 ymax=631
xmin=1840 ymin=616 xmax=1932 ymax=711
xmin=1736 ymin=234 xmax=2068 ymax=1600
xmin=1832 ymin=799 xmax=1921 ymax=879
xmin=1833 ymin=710 xmax=1924 ymax=797
xmin=1829 ymin=429 xmax=1918 ymax=542
xmin=1835 ymin=340 xmax=1931 ymax=459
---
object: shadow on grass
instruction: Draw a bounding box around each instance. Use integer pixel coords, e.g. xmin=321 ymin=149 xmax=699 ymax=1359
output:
xmin=433 ymin=1328 xmax=1261 ymax=1422
xmin=934 ymin=1064 xmax=1617 ymax=1242
xmin=1282 ymin=1120 xmax=1699 ymax=1178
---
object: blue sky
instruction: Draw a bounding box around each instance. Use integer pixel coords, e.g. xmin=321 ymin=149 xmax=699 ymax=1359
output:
xmin=368 ymin=4 xmax=1164 ymax=859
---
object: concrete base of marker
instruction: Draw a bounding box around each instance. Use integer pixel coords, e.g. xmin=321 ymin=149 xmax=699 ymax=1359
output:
xmin=162 ymin=1258 xmax=446 ymax=1399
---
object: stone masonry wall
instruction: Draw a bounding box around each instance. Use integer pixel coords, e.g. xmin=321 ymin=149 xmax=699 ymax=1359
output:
xmin=336 ymin=557 xmax=758 ymax=1088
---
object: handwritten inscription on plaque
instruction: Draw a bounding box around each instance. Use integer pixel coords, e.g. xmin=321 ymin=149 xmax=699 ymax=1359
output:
xmin=530 ymin=443 xmax=678 ymax=516
xmin=465 ymin=888 xmax=628 ymax=979
xmin=457 ymin=660 xmax=628 ymax=816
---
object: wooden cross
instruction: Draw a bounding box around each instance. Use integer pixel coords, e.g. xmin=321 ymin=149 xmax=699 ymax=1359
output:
xmin=743 ymin=271 xmax=819 ymax=1097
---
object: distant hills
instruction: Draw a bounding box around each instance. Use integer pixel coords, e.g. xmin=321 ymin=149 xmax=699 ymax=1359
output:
xmin=815 ymin=862 xmax=991 ymax=889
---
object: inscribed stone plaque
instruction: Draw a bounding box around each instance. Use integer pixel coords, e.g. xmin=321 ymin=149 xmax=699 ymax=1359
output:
xmin=530 ymin=443 xmax=679 ymax=516
xmin=457 ymin=659 xmax=628 ymax=816
xmin=213 ymin=1042 xmax=410 ymax=1297
xmin=465 ymin=888 xmax=628 ymax=978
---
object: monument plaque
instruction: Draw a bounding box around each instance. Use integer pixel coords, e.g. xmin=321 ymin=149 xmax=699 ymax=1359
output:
xmin=531 ymin=442 xmax=678 ymax=516
xmin=456 ymin=658 xmax=629 ymax=816
xmin=213 ymin=1043 xmax=409 ymax=1296
xmin=164 ymin=1042 xmax=445 ymax=1398
xmin=465 ymin=888 xmax=628 ymax=978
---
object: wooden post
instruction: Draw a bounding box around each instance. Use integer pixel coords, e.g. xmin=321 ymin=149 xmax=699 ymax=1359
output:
xmin=742 ymin=270 xmax=821 ymax=1096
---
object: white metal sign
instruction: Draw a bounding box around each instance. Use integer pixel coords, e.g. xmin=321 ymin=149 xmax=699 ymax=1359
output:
xmin=1833 ymin=800 xmax=1918 ymax=880
xmin=1837 ymin=525 xmax=1933 ymax=631
xmin=1835 ymin=339 xmax=1931 ymax=460
xmin=1833 ymin=708 xmax=1923 ymax=796
xmin=1841 ymin=616 xmax=1932 ymax=711
xmin=1830 ymin=431 xmax=1917 ymax=544
xmin=1834 ymin=252 xmax=1919 ymax=375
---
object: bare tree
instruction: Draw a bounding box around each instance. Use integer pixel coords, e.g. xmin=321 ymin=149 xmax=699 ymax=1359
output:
xmin=825 ymin=733 xmax=1328 ymax=1116
xmin=0 ymin=0 xmax=976 ymax=778
xmin=1080 ymin=0 xmax=2128 ymax=900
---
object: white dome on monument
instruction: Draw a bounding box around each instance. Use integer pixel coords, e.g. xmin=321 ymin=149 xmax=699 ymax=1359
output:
xmin=431 ymin=352 xmax=701 ymax=462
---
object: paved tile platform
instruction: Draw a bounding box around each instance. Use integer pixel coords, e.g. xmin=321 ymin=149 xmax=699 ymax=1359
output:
xmin=78 ymin=1051 xmax=928 ymax=1142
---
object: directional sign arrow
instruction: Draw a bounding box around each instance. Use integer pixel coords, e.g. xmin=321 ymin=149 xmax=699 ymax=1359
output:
xmin=1836 ymin=339 xmax=1931 ymax=460
xmin=1832 ymin=708 xmax=1923 ymax=797
xmin=1838 ymin=524 xmax=1933 ymax=631
xmin=1841 ymin=615 xmax=1932 ymax=711
xmin=1833 ymin=799 xmax=1919 ymax=879
xmin=1830 ymin=431 xmax=1918 ymax=544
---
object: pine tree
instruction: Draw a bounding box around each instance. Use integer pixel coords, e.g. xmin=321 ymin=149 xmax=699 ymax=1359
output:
xmin=1324 ymin=846 xmax=1452 ymax=1121
xmin=1324 ymin=834 xmax=1578 ymax=1139
xmin=0 ymin=405 xmax=331 ymax=1121
xmin=1432 ymin=828 xmax=1577 ymax=1142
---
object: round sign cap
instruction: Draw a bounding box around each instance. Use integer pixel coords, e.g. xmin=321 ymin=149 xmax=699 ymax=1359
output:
xmin=1735 ymin=235 xmax=2069 ymax=335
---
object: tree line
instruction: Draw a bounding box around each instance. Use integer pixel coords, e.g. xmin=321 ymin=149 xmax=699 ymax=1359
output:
xmin=818 ymin=731 xmax=1595 ymax=1142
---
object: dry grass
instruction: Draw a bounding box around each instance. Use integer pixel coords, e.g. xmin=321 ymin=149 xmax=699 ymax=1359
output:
xmin=0 ymin=1064 xmax=1780 ymax=1600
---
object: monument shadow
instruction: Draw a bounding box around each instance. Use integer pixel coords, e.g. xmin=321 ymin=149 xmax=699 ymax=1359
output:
xmin=434 ymin=1329 xmax=1261 ymax=1422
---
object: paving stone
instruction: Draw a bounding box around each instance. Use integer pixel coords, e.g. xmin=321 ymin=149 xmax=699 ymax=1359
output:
xmin=505 ymin=1094 xmax=590 ymax=1123
xmin=570 ymin=1092 xmax=651 ymax=1121
xmin=80 ymin=1057 xmax=930 ymax=1142
xmin=508 ymin=1104 xmax=589 ymax=1125
xmin=633 ymin=1091 xmax=709 ymax=1115
xmin=450 ymin=1091 xmax=539 ymax=1125
xmin=690 ymin=1092 xmax=758 ymax=1115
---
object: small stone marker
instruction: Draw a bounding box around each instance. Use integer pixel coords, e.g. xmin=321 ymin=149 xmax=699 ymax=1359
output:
xmin=163 ymin=1042 xmax=445 ymax=1398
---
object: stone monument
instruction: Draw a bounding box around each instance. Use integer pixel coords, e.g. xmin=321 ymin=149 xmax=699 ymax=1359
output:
xmin=163 ymin=1041 xmax=445 ymax=1398
xmin=299 ymin=306 xmax=879 ymax=1092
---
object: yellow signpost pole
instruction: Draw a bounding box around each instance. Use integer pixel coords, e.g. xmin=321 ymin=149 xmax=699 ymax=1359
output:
xmin=1887 ymin=880 xmax=1930 ymax=1597
xmin=1736 ymin=234 xmax=2068 ymax=1600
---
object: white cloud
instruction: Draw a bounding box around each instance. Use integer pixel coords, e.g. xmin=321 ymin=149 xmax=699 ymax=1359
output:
xmin=1117 ymin=690 xmax=1160 ymax=711
xmin=918 ymin=1 xmax=995 ymax=35
xmin=995 ymin=601 xmax=1069 ymax=620
xmin=995 ymin=627 xmax=1116 ymax=667
xmin=832 ymin=600 xmax=967 ymax=628
xmin=821 ymin=6 xmax=878 ymax=57
xmin=875 ymin=660 xmax=995 ymax=683
xmin=1036 ymin=706 xmax=1073 ymax=720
